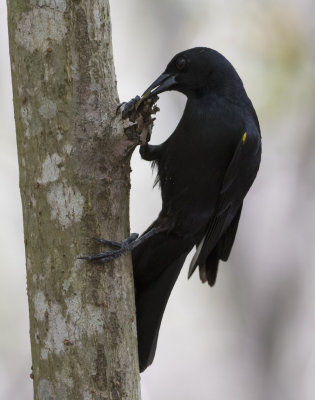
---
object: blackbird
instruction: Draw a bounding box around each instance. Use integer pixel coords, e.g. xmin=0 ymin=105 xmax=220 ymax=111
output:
xmin=82 ymin=47 xmax=261 ymax=372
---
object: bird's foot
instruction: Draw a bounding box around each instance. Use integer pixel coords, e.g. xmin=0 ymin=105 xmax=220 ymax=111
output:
xmin=79 ymin=227 xmax=164 ymax=263
xmin=79 ymin=233 xmax=139 ymax=263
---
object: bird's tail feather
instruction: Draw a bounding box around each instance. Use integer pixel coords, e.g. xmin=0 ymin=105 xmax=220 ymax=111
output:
xmin=132 ymin=232 xmax=191 ymax=372
xmin=135 ymin=252 xmax=188 ymax=372
xmin=199 ymin=248 xmax=219 ymax=286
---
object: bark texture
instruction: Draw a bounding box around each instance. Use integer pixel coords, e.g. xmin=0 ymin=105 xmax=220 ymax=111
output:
xmin=7 ymin=0 xmax=141 ymax=398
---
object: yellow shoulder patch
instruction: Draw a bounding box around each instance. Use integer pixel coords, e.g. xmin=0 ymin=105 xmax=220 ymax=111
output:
xmin=242 ymin=132 xmax=247 ymax=144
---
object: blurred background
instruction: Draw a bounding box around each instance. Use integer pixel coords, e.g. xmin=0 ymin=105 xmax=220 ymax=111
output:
xmin=1 ymin=0 xmax=315 ymax=399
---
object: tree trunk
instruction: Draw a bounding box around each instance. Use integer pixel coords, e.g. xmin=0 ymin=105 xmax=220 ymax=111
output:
xmin=6 ymin=0 xmax=141 ymax=398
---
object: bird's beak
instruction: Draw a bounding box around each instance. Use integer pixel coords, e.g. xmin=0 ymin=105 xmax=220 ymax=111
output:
xmin=141 ymin=73 xmax=177 ymax=101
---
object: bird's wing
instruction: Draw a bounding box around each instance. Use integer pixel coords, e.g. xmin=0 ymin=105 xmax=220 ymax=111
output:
xmin=188 ymin=130 xmax=261 ymax=279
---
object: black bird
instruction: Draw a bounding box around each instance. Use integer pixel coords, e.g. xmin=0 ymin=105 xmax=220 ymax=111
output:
xmin=82 ymin=47 xmax=261 ymax=372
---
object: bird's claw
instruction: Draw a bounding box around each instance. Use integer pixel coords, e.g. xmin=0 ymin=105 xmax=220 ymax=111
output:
xmin=92 ymin=237 xmax=123 ymax=248
xmin=79 ymin=233 xmax=139 ymax=263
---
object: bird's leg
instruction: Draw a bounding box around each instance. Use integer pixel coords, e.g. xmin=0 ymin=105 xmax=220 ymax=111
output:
xmin=79 ymin=227 xmax=165 ymax=263
xmin=139 ymin=143 xmax=163 ymax=161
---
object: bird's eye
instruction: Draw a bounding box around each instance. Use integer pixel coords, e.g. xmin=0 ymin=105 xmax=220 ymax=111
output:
xmin=175 ymin=56 xmax=186 ymax=71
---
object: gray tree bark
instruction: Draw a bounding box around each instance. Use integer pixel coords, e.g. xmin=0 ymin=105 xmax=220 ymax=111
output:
xmin=6 ymin=0 xmax=142 ymax=398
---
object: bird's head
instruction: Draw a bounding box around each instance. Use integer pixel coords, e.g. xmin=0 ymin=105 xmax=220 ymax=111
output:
xmin=141 ymin=47 xmax=242 ymax=100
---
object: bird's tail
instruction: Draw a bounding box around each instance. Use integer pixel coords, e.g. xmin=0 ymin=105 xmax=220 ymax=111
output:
xmin=132 ymin=232 xmax=192 ymax=372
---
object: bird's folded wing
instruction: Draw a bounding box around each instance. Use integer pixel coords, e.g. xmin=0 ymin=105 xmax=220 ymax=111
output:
xmin=188 ymin=131 xmax=261 ymax=278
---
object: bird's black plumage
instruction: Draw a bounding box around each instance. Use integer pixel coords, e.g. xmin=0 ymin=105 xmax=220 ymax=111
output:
xmin=80 ymin=47 xmax=261 ymax=372
xmin=132 ymin=47 xmax=261 ymax=372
